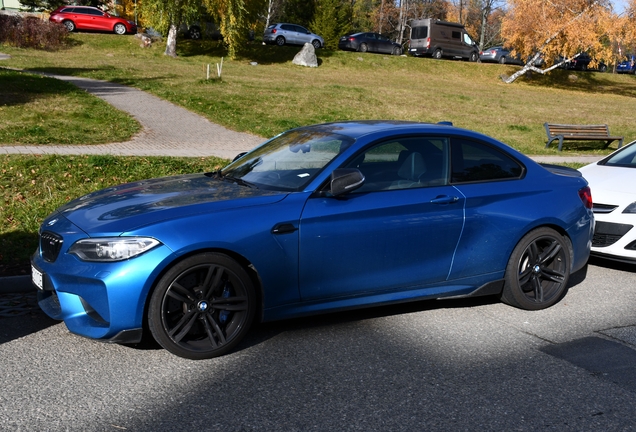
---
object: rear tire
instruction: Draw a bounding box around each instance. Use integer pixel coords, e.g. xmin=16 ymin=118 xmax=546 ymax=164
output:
xmin=359 ymin=43 xmax=368 ymax=53
xmin=63 ymin=20 xmax=75 ymax=32
xmin=501 ymin=227 xmax=571 ymax=310
xmin=276 ymin=36 xmax=285 ymax=46
xmin=188 ymin=26 xmax=202 ymax=40
xmin=499 ymin=56 xmax=507 ymax=64
xmin=433 ymin=49 xmax=442 ymax=59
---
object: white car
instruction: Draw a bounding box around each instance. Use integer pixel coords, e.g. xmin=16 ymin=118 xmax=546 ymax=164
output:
xmin=579 ymin=141 xmax=636 ymax=263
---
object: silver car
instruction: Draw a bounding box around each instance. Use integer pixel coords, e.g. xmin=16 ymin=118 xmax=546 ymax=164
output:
xmin=263 ymin=23 xmax=323 ymax=49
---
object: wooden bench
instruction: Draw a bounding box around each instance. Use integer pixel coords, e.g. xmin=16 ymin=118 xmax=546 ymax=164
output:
xmin=544 ymin=123 xmax=624 ymax=151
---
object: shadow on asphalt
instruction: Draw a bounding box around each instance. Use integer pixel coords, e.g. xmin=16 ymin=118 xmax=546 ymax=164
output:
xmin=0 ymin=292 xmax=57 ymax=346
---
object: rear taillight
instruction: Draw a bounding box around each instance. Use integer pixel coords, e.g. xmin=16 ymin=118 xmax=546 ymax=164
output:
xmin=272 ymin=29 xmax=277 ymax=34
xmin=578 ymin=186 xmax=593 ymax=210
xmin=348 ymin=37 xmax=355 ymax=41
xmin=426 ymin=37 xmax=430 ymax=48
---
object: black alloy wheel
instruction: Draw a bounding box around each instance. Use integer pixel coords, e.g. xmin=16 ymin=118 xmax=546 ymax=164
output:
xmin=188 ymin=26 xmax=202 ymax=40
xmin=501 ymin=227 xmax=571 ymax=310
xmin=148 ymin=253 xmax=256 ymax=359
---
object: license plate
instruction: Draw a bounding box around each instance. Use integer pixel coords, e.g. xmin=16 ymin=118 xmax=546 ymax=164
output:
xmin=32 ymin=266 xmax=44 ymax=290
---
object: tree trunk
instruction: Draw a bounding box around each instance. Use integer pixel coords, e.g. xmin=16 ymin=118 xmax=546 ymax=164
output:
xmin=164 ymin=24 xmax=178 ymax=58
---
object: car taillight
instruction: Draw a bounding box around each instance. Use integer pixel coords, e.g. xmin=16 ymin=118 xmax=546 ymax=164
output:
xmin=272 ymin=29 xmax=277 ymax=33
xmin=348 ymin=37 xmax=355 ymax=41
xmin=491 ymin=50 xmax=496 ymax=54
xmin=578 ymin=186 xmax=593 ymax=210
xmin=426 ymin=37 xmax=430 ymax=49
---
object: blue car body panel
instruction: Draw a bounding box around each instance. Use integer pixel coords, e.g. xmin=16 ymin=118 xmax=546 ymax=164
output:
xmin=31 ymin=121 xmax=593 ymax=343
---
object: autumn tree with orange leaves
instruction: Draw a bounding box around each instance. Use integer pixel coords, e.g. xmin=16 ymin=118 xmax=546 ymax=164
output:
xmin=500 ymin=0 xmax=636 ymax=83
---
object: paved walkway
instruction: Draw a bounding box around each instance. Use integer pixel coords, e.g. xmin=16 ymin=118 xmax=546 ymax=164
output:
xmin=0 ymin=70 xmax=264 ymax=160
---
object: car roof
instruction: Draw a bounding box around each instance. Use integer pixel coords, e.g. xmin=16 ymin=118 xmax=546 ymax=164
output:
xmin=292 ymin=120 xmax=465 ymax=140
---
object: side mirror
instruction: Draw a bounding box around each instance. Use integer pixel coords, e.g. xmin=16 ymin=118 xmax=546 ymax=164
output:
xmin=232 ymin=152 xmax=248 ymax=162
xmin=330 ymin=168 xmax=365 ymax=196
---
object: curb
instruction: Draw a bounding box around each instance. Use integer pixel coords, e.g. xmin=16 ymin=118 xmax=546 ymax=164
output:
xmin=0 ymin=275 xmax=35 ymax=294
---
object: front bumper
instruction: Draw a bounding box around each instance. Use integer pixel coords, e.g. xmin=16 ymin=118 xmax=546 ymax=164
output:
xmin=590 ymin=219 xmax=636 ymax=262
xmin=32 ymin=229 xmax=175 ymax=342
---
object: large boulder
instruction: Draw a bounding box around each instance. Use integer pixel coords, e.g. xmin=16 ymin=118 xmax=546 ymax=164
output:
xmin=292 ymin=43 xmax=318 ymax=68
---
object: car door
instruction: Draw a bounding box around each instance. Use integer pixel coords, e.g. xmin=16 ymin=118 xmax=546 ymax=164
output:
xmin=295 ymin=25 xmax=311 ymax=44
xmin=376 ymin=33 xmax=393 ymax=54
xmin=298 ymin=136 xmax=465 ymax=300
xmin=280 ymin=24 xmax=297 ymax=44
xmin=86 ymin=8 xmax=108 ymax=31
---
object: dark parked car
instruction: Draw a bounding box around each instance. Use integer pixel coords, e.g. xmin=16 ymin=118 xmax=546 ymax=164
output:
xmin=49 ymin=6 xmax=137 ymax=35
xmin=32 ymin=121 xmax=593 ymax=360
xmin=479 ymin=46 xmax=524 ymax=65
xmin=558 ymin=52 xmax=607 ymax=72
xmin=263 ymin=23 xmax=323 ymax=49
xmin=338 ymin=32 xmax=402 ymax=55
xmin=616 ymin=55 xmax=636 ymax=74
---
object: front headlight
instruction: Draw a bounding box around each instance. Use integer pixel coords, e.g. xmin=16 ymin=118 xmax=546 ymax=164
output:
xmin=69 ymin=237 xmax=161 ymax=262
xmin=623 ymin=202 xmax=636 ymax=214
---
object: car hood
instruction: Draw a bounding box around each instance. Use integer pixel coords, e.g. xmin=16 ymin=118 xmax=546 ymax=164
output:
xmin=54 ymin=173 xmax=286 ymax=234
xmin=579 ymin=164 xmax=636 ymax=203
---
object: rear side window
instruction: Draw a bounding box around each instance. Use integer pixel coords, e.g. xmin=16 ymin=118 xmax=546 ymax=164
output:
xmin=281 ymin=25 xmax=294 ymax=31
xmin=411 ymin=26 xmax=428 ymax=39
xmin=451 ymin=139 xmax=523 ymax=183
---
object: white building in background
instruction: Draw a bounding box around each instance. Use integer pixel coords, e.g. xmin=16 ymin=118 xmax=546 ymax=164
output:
xmin=1 ymin=0 xmax=24 ymax=10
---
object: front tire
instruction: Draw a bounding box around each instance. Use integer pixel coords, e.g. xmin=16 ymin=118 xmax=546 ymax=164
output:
xmin=114 ymin=23 xmax=126 ymax=35
xmin=501 ymin=227 xmax=571 ymax=310
xmin=469 ymin=52 xmax=478 ymax=62
xmin=392 ymin=46 xmax=402 ymax=56
xmin=148 ymin=252 xmax=256 ymax=360
xmin=311 ymin=39 xmax=321 ymax=50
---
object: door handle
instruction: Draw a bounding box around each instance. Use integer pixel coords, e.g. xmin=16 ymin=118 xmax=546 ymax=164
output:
xmin=430 ymin=195 xmax=459 ymax=204
xmin=271 ymin=223 xmax=298 ymax=234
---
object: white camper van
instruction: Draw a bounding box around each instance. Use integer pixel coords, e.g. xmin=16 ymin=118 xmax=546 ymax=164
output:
xmin=409 ymin=19 xmax=479 ymax=61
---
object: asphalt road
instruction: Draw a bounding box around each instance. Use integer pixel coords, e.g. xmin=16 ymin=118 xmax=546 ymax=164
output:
xmin=1 ymin=258 xmax=635 ymax=431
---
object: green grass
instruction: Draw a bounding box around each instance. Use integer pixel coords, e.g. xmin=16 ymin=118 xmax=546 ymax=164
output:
xmin=0 ymin=69 xmax=140 ymax=144
xmin=0 ymin=154 xmax=226 ymax=274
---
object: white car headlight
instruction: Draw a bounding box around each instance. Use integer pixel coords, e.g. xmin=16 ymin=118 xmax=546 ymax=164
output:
xmin=623 ymin=202 xmax=636 ymax=214
xmin=69 ymin=237 xmax=161 ymax=262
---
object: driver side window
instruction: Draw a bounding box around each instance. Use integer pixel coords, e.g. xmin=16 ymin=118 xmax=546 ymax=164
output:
xmin=345 ymin=137 xmax=449 ymax=192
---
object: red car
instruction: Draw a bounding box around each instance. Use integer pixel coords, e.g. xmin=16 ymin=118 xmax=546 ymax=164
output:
xmin=49 ymin=6 xmax=137 ymax=35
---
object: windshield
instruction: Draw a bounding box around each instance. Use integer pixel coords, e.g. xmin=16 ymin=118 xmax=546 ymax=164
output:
xmin=221 ymin=129 xmax=355 ymax=191
xmin=601 ymin=142 xmax=636 ymax=168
